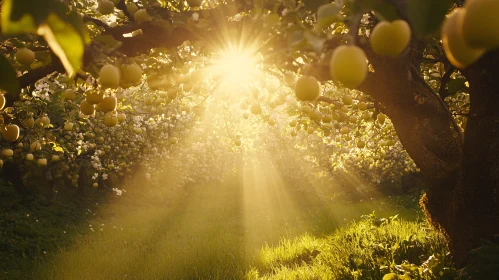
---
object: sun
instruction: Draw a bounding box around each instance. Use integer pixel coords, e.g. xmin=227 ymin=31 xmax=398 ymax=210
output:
xmin=211 ymin=47 xmax=262 ymax=89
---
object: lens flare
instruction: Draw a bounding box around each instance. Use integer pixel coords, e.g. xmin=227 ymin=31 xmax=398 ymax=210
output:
xmin=211 ymin=47 xmax=261 ymax=89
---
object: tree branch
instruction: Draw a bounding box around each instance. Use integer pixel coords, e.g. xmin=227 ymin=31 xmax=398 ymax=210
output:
xmin=438 ymin=65 xmax=455 ymax=101
xmin=410 ymin=65 xmax=464 ymax=142
xmin=83 ymin=16 xmax=110 ymax=31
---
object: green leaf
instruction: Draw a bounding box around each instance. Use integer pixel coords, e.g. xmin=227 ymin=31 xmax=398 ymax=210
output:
xmin=0 ymin=55 xmax=20 ymax=101
xmin=407 ymin=0 xmax=453 ymax=35
xmin=317 ymin=3 xmax=342 ymax=28
xmin=1 ymin=0 xmax=36 ymax=34
xmin=304 ymin=32 xmax=325 ymax=54
xmin=359 ymin=0 xmax=399 ymax=21
xmin=37 ymin=13 xmax=84 ymax=77
xmin=2 ymin=0 xmax=88 ymax=77
xmin=382 ymin=273 xmax=399 ymax=280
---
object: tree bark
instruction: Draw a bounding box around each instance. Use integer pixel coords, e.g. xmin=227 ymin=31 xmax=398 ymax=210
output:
xmin=449 ymin=51 xmax=499 ymax=267
xmin=360 ymin=47 xmax=499 ymax=267
xmin=356 ymin=47 xmax=466 ymax=264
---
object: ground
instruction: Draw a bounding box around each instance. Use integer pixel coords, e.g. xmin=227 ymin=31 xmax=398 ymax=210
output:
xmin=1 ymin=158 xmax=429 ymax=280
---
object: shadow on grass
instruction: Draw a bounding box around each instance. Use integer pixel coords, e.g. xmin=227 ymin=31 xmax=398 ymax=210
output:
xmin=1 ymin=160 xmax=421 ymax=280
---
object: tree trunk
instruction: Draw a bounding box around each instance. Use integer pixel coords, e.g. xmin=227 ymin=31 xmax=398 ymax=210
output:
xmin=358 ymin=52 xmax=464 ymax=264
xmin=360 ymin=47 xmax=499 ymax=267
xmin=449 ymin=51 xmax=499 ymax=267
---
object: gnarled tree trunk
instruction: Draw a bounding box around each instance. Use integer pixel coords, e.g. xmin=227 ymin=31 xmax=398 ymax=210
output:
xmin=359 ymin=45 xmax=499 ymax=267
xmin=449 ymin=51 xmax=499 ymax=267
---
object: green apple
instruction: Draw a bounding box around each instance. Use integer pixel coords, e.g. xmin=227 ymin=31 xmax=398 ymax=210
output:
xmin=442 ymin=8 xmax=485 ymax=68
xmin=134 ymin=9 xmax=152 ymax=23
xmin=370 ymin=20 xmax=411 ymax=57
xmin=462 ymin=0 xmax=499 ymax=49
xmin=295 ymin=75 xmax=320 ymax=101
xmin=80 ymin=100 xmax=96 ymax=115
xmin=15 ymin=48 xmax=35 ymax=66
xmin=98 ymin=0 xmax=115 ymax=15
xmin=1 ymin=124 xmax=19 ymax=142
xmin=99 ymin=64 xmax=120 ymax=89
xmin=330 ymin=45 xmax=367 ymax=88
xmin=100 ymin=96 xmax=117 ymax=112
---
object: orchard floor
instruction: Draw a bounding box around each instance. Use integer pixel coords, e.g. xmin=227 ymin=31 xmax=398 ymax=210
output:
xmin=2 ymin=159 xmax=421 ymax=280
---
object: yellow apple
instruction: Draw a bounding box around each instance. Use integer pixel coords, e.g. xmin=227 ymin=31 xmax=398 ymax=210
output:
xmin=117 ymin=113 xmax=126 ymax=123
xmin=104 ymin=114 xmax=118 ymax=127
xmin=52 ymin=155 xmax=60 ymax=161
xmin=309 ymin=110 xmax=321 ymax=121
xmin=15 ymin=48 xmax=35 ymax=66
xmin=362 ymin=111 xmax=371 ymax=120
xmin=2 ymin=149 xmax=13 ymax=157
xmin=99 ymin=64 xmax=120 ymax=89
xmin=80 ymin=100 xmax=96 ymax=115
xmin=126 ymin=2 xmax=138 ymax=16
xmin=24 ymin=117 xmax=35 ymax=128
xmin=358 ymin=101 xmax=367 ymax=110
xmin=357 ymin=140 xmax=366 ymax=149
xmin=250 ymin=103 xmax=262 ymax=115
xmin=330 ymin=45 xmax=368 ymax=88
xmin=121 ymin=63 xmax=143 ymax=85
xmin=41 ymin=116 xmax=50 ymax=127
xmin=63 ymin=89 xmax=76 ymax=100
xmin=86 ymin=90 xmax=104 ymax=104
xmin=26 ymin=153 xmax=34 ymax=161
xmin=377 ymin=113 xmax=386 ymax=124
xmin=134 ymin=9 xmax=152 ymax=23
xmin=37 ymin=158 xmax=47 ymax=166
xmin=99 ymin=96 xmax=117 ymax=112
xmin=342 ymin=94 xmax=353 ymax=105
xmin=0 ymin=94 xmax=5 ymax=110
xmin=442 ymin=8 xmax=485 ymax=69
xmin=340 ymin=126 xmax=349 ymax=134
xmin=462 ymin=0 xmax=499 ymax=49
xmin=64 ymin=122 xmax=73 ymax=131
xmin=370 ymin=20 xmax=411 ymax=57
xmin=98 ymin=0 xmax=115 ymax=15
xmin=1 ymin=124 xmax=19 ymax=142
xmin=234 ymin=138 xmax=241 ymax=146
xmin=294 ymin=75 xmax=320 ymax=101
xmin=30 ymin=141 xmax=42 ymax=151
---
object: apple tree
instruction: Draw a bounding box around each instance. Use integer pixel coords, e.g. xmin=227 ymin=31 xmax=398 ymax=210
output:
xmin=0 ymin=0 xmax=498 ymax=268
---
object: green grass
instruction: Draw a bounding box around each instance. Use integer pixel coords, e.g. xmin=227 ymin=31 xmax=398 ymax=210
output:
xmin=0 ymin=181 xmax=109 ymax=280
xmin=1 ymin=164 xmax=440 ymax=280
xmin=249 ymin=213 xmax=456 ymax=279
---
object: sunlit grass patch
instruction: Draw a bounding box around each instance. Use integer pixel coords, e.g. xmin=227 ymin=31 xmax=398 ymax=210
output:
xmin=259 ymin=234 xmax=322 ymax=269
xmin=249 ymin=214 xmax=456 ymax=280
